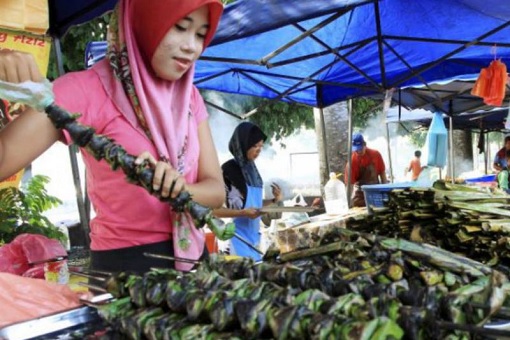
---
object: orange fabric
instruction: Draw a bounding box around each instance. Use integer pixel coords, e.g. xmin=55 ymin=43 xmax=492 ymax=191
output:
xmin=408 ymin=158 xmax=422 ymax=181
xmin=345 ymin=148 xmax=385 ymax=184
xmin=0 ymin=273 xmax=81 ymax=327
xmin=471 ymin=59 xmax=508 ymax=107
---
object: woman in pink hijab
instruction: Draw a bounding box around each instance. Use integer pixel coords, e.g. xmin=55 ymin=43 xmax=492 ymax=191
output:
xmin=0 ymin=0 xmax=225 ymax=273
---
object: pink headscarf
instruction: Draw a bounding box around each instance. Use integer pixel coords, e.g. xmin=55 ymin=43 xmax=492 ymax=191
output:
xmin=93 ymin=0 xmax=223 ymax=270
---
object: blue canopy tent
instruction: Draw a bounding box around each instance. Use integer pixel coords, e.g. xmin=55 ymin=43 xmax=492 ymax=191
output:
xmin=387 ymin=107 xmax=509 ymax=132
xmin=196 ymin=0 xmax=510 ymax=116
xmin=77 ymin=0 xmax=510 ymax=115
xmin=194 ymin=0 xmax=510 ymax=190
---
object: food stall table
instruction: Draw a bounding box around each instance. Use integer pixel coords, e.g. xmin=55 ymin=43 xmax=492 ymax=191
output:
xmin=265 ymin=208 xmax=368 ymax=253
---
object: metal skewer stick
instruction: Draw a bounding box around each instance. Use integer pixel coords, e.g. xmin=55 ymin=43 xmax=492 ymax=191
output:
xmin=78 ymin=282 xmax=108 ymax=293
xmin=468 ymin=302 xmax=510 ymax=319
xmin=437 ymin=320 xmax=510 ymax=338
xmin=69 ymin=271 xmax=107 ymax=282
xmin=233 ymin=233 xmax=264 ymax=255
xmin=82 ymin=268 xmax=114 ymax=276
xmin=143 ymin=252 xmax=201 ymax=265
xmin=29 ymin=256 xmax=67 ymax=266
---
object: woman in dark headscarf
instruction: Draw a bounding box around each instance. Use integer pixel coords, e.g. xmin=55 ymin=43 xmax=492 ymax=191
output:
xmin=214 ymin=122 xmax=282 ymax=260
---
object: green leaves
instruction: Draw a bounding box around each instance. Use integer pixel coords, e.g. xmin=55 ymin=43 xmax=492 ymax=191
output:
xmin=248 ymin=100 xmax=314 ymax=144
xmin=0 ymin=175 xmax=65 ymax=245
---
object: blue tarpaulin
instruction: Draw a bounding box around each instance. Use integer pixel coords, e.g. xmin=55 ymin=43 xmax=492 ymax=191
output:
xmin=51 ymin=0 xmax=510 ymax=114
xmin=195 ymin=0 xmax=510 ymax=111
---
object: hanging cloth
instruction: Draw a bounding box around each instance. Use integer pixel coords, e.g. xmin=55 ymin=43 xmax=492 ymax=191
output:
xmin=471 ymin=59 xmax=508 ymax=107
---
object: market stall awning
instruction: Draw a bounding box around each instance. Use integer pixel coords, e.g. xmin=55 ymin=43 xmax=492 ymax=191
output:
xmin=386 ymin=106 xmax=509 ymax=131
xmin=48 ymin=0 xmax=117 ymax=38
xmin=195 ymin=0 xmax=510 ymax=113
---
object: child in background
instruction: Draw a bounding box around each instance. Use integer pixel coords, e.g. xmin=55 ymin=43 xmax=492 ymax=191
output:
xmin=405 ymin=150 xmax=424 ymax=181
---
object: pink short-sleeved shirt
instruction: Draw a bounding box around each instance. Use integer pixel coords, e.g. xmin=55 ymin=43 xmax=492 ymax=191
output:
xmin=52 ymin=69 xmax=208 ymax=251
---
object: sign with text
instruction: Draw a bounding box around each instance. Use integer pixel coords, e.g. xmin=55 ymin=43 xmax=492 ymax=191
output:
xmin=0 ymin=28 xmax=51 ymax=76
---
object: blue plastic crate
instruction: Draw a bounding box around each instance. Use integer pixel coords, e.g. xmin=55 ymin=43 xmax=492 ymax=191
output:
xmin=464 ymin=174 xmax=496 ymax=183
xmin=361 ymin=182 xmax=414 ymax=213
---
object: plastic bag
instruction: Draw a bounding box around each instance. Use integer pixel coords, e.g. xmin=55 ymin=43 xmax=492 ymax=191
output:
xmin=0 ymin=242 xmax=29 ymax=275
xmin=0 ymin=79 xmax=54 ymax=111
xmin=0 ymin=234 xmax=67 ymax=276
xmin=426 ymin=112 xmax=448 ymax=168
xmin=12 ymin=233 xmax=67 ymax=263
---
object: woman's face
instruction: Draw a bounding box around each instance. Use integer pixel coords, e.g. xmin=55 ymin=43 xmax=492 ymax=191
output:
xmin=246 ymin=140 xmax=264 ymax=161
xmin=151 ymin=6 xmax=210 ymax=81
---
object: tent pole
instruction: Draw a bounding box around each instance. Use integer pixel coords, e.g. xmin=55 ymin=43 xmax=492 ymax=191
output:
xmin=319 ymin=107 xmax=329 ymax=173
xmin=383 ymin=89 xmax=394 ymax=183
xmin=485 ymin=131 xmax=489 ymax=174
xmin=386 ymin=123 xmax=393 ymax=183
xmin=449 ymin=115 xmax=454 ymax=183
xmin=53 ymin=37 xmax=91 ymax=248
xmin=347 ymin=99 xmax=353 ymax=208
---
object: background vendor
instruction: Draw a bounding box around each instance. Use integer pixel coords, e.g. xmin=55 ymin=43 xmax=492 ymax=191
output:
xmin=213 ymin=122 xmax=282 ymax=261
xmin=493 ymin=136 xmax=510 ymax=172
xmin=345 ymin=133 xmax=388 ymax=207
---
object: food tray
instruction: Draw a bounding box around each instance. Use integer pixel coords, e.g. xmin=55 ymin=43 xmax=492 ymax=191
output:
xmin=0 ymin=306 xmax=104 ymax=340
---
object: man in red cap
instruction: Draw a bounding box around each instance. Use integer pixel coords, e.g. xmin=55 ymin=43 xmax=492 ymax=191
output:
xmin=345 ymin=133 xmax=388 ymax=207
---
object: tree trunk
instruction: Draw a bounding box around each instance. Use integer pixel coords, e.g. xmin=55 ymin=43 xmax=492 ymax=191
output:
xmin=450 ymin=130 xmax=474 ymax=178
xmin=314 ymin=102 xmax=349 ymax=191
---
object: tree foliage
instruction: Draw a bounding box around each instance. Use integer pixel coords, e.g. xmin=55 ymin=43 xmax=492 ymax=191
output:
xmin=244 ymin=100 xmax=314 ymax=143
xmin=0 ymin=175 xmax=65 ymax=245
xmin=48 ymin=14 xmax=109 ymax=79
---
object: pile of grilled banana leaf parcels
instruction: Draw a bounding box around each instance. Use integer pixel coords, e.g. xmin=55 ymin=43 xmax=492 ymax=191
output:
xmin=349 ymin=181 xmax=510 ymax=270
xmin=96 ymin=227 xmax=510 ymax=340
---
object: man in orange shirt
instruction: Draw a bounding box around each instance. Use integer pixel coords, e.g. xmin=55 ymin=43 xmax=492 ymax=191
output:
xmin=406 ymin=150 xmax=424 ymax=181
xmin=345 ymin=133 xmax=388 ymax=207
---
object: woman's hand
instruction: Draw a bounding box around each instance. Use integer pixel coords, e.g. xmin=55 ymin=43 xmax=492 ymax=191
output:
xmin=135 ymin=151 xmax=187 ymax=199
xmin=243 ymin=208 xmax=262 ymax=219
xmin=271 ymin=182 xmax=283 ymax=202
xmin=0 ymin=50 xmax=43 ymax=83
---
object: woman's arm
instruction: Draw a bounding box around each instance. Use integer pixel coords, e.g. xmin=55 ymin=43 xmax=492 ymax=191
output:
xmin=186 ymin=120 xmax=225 ymax=208
xmin=213 ymin=207 xmax=261 ymax=219
xmin=0 ymin=107 xmax=61 ymax=180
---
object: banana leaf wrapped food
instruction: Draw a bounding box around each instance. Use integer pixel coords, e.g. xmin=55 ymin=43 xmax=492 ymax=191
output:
xmin=235 ymin=298 xmax=274 ymax=338
xmin=120 ymin=306 xmax=165 ymax=340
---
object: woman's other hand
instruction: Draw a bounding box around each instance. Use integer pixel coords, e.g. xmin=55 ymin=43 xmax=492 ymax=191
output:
xmin=0 ymin=50 xmax=43 ymax=83
xmin=135 ymin=151 xmax=187 ymax=199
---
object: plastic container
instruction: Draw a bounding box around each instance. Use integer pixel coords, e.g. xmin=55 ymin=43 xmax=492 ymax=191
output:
xmin=361 ymin=182 xmax=414 ymax=214
xmin=44 ymin=257 xmax=69 ymax=285
xmin=324 ymin=172 xmax=348 ymax=215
